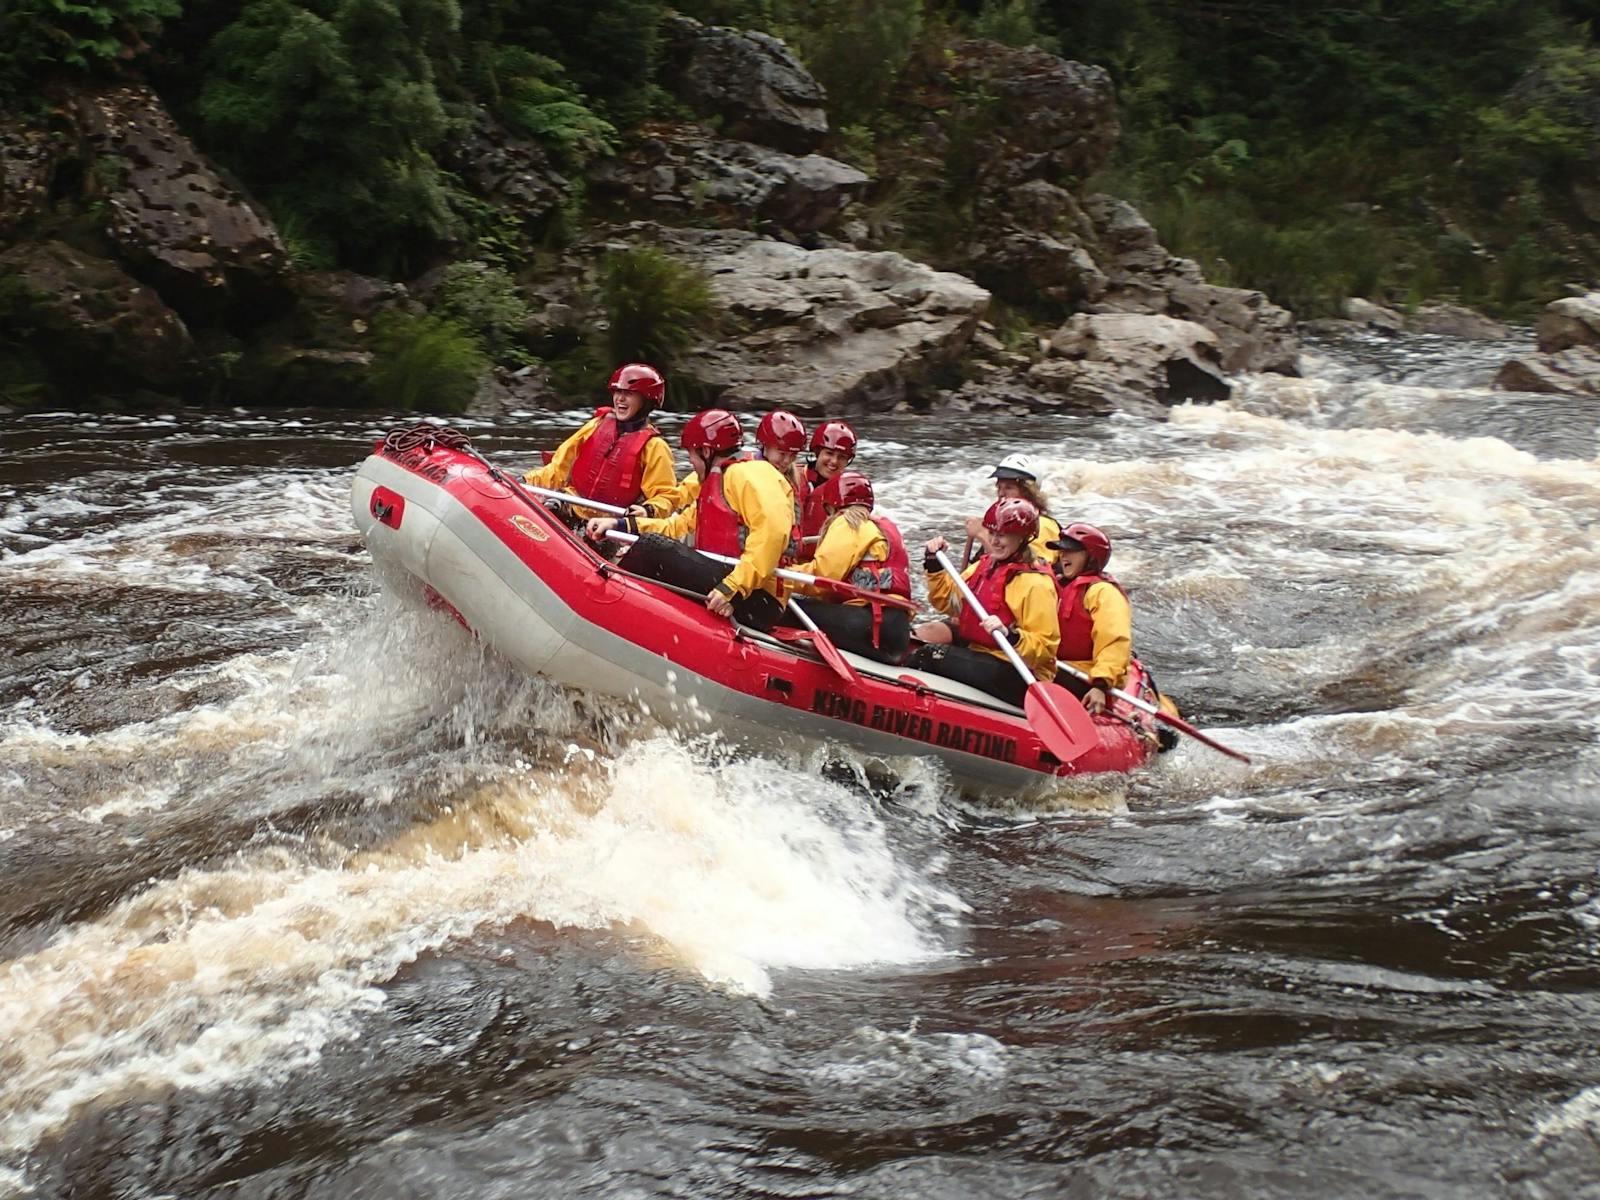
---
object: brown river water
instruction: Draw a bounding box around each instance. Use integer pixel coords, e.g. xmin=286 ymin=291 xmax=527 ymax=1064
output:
xmin=1 ymin=331 xmax=1598 ymax=1198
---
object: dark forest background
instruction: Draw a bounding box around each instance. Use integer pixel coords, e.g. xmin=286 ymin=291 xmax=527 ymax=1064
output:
xmin=8 ymin=0 xmax=1599 ymax=314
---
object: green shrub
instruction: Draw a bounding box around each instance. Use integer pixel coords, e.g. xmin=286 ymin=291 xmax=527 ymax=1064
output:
xmin=970 ymin=0 xmax=1058 ymax=53
xmin=432 ymin=261 xmax=532 ymax=363
xmin=600 ymin=245 xmax=720 ymax=367
xmin=0 ymin=0 xmax=180 ymax=99
xmin=779 ymin=0 xmax=922 ymax=127
xmin=471 ymin=46 xmax=616 ymax=170
xmin=369 ymin=312 xmax=488 ymax=413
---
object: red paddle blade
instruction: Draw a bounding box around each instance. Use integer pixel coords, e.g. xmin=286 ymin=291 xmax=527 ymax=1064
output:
xmin=807 ymin=629 xmax=858 ymax=685
xmin=1024 ymin=681 xmax=1099 ymax=765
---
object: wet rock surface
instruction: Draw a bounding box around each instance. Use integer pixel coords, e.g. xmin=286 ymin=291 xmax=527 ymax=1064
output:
xmin=1034 ymin=312 xmax=1231 ymax=409
xmin=654 ymin=227 xmax=990 ymax=414
xmin=1495 ymin=292 xmax=1600 ymax=395
xmin=660 ymin=16 xmax=830 ymax=153
xmin=591 ymin=124 xmax=867 ymax=235
xmin=70 ymin=84 xmax=290 ymax=321
xmin=1 ymin=239 xmax=199 ymax=393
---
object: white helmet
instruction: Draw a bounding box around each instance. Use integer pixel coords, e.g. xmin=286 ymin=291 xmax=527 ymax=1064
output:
xmin=990 ymin=452 xmax=1037 ymax=482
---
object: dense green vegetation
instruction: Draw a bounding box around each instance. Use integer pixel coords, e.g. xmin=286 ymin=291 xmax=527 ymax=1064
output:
xmin=4 ymin=0 xmax=1598 ymax=371
xmin=1038 ymin=0 xmax=1600 ymax=313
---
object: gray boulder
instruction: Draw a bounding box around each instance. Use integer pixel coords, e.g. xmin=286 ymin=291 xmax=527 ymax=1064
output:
xmin=71 ymin=84 xmax=290 ymax=319
xmin=1168 ymin=280 xmax=1299 ymax=374
xmin=1343 ymin=296 xmax=1405 ymax=333
xmin=591 ymin=126 xmax=867 ymax=235
xmin=1408 ymin=302 xmax=1512 ymax=340
xmin=1495 ymin=346 xmax=1600 ymax=396
xmin=660 ymin=16 xmax=829 ymax=153
xmin=652 ymin=228 xmax=989 ymax=414
xmin=1536 ymin=293 xmax=1600 ymax=352
xmin=1081 ymin=194 xmax=1299 ymax=376
xmin=1489 ymin=293 xmax=1600 ymax=396
xmin=946 ymin=40 xmax=1119 ymax=186
xmin=967 ymin=229 xmax=1107 ymax=311
xmin=0 ymin=240 xmax=199 ymax=393
xmin=1034 ymin=312 xmax=1230 ymax=408
xmin=440 ymin=109 xmax=570 ymax=235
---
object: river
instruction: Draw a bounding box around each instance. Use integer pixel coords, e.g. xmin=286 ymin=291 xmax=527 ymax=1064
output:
xmin=2 ymin=331 xmax=1598 ymax=1198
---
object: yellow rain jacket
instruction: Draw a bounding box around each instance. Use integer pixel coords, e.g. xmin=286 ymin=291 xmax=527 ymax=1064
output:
xmin=636 ymin=458 xmax=794 ymax=600
xmin=1059 ymin=578 xmax=1132 ymax=689
xmin=792 ymin=516 xmax=890 ymax=606
xmin=524 ymin=415 xmax=679 ymax=515
xmin=1034 ymin=512 xmax=1062 ymax=565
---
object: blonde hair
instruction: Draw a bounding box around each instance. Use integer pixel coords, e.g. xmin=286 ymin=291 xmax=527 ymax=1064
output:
xmin=819 ymin=504 xmax=872 ymax=539
xmin=1017 ymin=479 xmax=1050 ymax=513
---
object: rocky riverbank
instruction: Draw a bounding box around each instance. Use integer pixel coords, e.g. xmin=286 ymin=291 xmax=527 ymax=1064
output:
xmin=7 ymin=17 xmax=1310 ymax=416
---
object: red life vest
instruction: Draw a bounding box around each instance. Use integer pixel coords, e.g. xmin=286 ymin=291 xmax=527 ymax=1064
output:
xmin=955 ymin=555 xmax=1050 ymax=646
xmin=849 ymin=515 xmax=911 ymax=598
xmin=799 ymin=466 xmax=828 ymax=539
xmin=1055 ymin=571 xmax=1127 ymax=662
xmin=568 ymin=407 xmax=662 ymax=508
xmin=693 ymin=463 xmax=744 ymax=556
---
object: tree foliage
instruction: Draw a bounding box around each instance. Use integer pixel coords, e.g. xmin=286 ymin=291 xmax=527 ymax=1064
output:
xmin=0 ymin=0 xmax=181 ymax=98
xmin=195 ymin=0 xmax=463 ymax=273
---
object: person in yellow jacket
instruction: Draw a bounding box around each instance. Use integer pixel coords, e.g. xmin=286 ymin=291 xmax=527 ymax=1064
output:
xmin=963 ymin=452 xmax=1062 ymax=565
xmin=1046 ymin=522 xmax=1131 ymax=715
xmin=524 ymin=363 xmax=679 ymax=516
xmin=622 ymin=408 xmax=805 ymax=523
xmin=786 ymin=470 xmax=912 ymax=663
xmin=909 ymin=498 xmax=1060 ymax=707
xmin=584 ymin=409 xmax=794 ymax=630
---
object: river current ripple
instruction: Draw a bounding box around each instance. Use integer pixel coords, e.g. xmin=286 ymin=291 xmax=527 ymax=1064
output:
xmin=1 ymin=332 xmax=1598 ymax=1198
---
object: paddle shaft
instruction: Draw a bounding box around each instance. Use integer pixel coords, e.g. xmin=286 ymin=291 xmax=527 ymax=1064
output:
xmin=600 ymin=529 xmax=913 ymax=610
xmin=1055 ymin=660 xmax=1253 ymax=763
xmin=785 ymin=596 xmax=858 ymax=683
xmin=524 ymin=484 xmax=631 ymax=517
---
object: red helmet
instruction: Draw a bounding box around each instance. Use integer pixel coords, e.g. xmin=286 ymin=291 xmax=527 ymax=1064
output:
xmin=681 ymin=408 xmax=743 ymax=455
xmin=809 ymin=419 xmax=858 ymax=456
xmin=984 ymin=497 xmax=1039 ymax=540
xmin=1052 ymin=521 xmax=1112 ymax=572
xmin=820 ymin=469 xmax=874 ymax=511
xmin=756 ymin=410 xmax=807 ymax=453
xmin=608 ymin=362 xmax=666 ymax=406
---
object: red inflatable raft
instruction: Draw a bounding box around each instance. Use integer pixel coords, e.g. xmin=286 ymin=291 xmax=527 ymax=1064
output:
xmin=350 ymin=429 xmax=1158 ymax=796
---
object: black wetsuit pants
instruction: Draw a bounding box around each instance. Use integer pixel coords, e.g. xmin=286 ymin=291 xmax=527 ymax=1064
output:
xmin=617 ymin=533 xmax=783 ymax=631
xmin=783 ymin=601 xmax=911 ymax=665
xmin=904 ymin=642 xmax=1029 ymax=707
